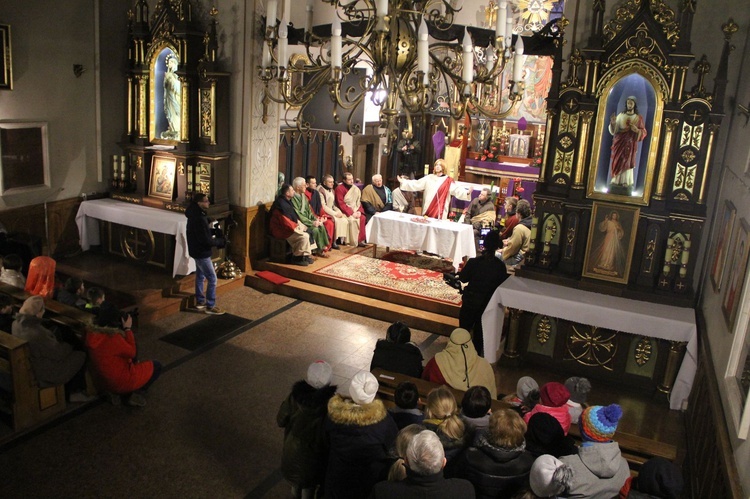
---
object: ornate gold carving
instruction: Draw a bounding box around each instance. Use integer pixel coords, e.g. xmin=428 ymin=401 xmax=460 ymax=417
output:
xmin=609 ymin=23 xmax=666 ymax=67
xmin=603 ymin=0 xmax=678 ymax=47
xmin=681 ymin=149 xmax=696 ymax=162
xmin=555 ymin=177 xmax=568 ymax=185
xmin=136 ymin=156 xmax=143 ymax=169
xmin=672 ymin=163 xmax=696 ymax=194
xmin=634 ymin=337 xmax=652 ymax=366
xmin=653 ymin=118 xmax=679 ymax=200
xmin=177 ymin=162 xmax=185 ymax=175
xmin=120 ymin=227 xmax=155 ymax=261
xmin=674 ymin=192 xmax=689 ymax=201
xmin=536 ymin=316 xmax=552 ymax=344
xmin=200 ymin=88 xmax=212 ymax=137
xmin=565 ymin=50 xmax=583 ymax=89
xmin=596 ymin=60 xmax=669 ymax=100
xmin=699 ymin=123 xmax=720 ymax=204
xmin=573 ymin=111 xmax=594 ymax=188
xmin=567 ymin=325 xmax=617 ymax=371
xmin=687 ymin=55 xmax=712 ymax=100
xmin=111 ymin=193 xmax=142 ymax=204
xmin=553 ymin=151 xmax=574 ymax=176
xmin=559 ymin=136 xmax=572 ymax=149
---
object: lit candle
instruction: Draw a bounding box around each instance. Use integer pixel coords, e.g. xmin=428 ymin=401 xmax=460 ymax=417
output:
xmin=462 ymin=28 xmax=473 ymax=85
xmin=418 ymin=19 xmax=429 ymax=84
xmin=485 ymin=47 xmax=496 ymax=70
xmin=513 ymin=35 xmax=525 ymax=83
xmin=266 ymin=0 xmax=277 ymax=33
xmin=305 ymin=0 xmax=314 ymax=35
xmin=278 ymin=19 xmax=289 ymax=74
xmin=424 ymin=163 xmax=430 ymax=175
xmin=496 ymin=0 xmax=507 ymax=41
xmin=376 ymin=0 xmax=388 ymax=18
xmin=331 ymin=15 xmax=342 ymax=76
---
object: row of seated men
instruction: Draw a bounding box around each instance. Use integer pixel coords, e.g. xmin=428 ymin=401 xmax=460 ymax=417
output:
xmin=279 ymin=323 xmax=684 ymax=499
xmin=0 ymin=255 xmax=159 ymax=409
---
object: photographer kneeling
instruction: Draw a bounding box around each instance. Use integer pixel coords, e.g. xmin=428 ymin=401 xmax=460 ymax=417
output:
xmin=457 ymin=230 xmax=509 ymax=357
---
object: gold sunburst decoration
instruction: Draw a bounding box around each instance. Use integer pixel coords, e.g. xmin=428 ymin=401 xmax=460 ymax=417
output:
xmin=517 ymin=0 xmax=555 ymax=32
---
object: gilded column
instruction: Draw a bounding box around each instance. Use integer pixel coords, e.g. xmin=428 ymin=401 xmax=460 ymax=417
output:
xmin=503 ymin=308 xmax=523 ymax=359
xmin=137 ymin=75 xmax=148 ymax=138
xmin=698 ymin=124 xmax=720 ymax=204
xmin=658 ymin=341 xmax=687 ymax=393
xmin=538 ymin=110 xmax=556 ymax=184
xmin=572 ymin=111 xmax=594 ymax=189
xmin=180 ymin=78 xmax=190 ymax=142
xmin=653 ymin=118 xmax=680 ymax=200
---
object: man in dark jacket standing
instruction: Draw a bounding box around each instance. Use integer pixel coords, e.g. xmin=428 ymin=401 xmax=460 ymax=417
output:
xmin=185 ymin=193 xmax=225 ymax=315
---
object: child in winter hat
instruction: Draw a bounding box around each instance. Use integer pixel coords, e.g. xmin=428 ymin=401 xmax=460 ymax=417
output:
xmin=579 ymin=403 xmax=622 ymax=442
xmin=524 ymin=382 xmax=572 ymax=435
xmin=349 ymin=371 xmax=379 ymax=405
xmin=306 ymin=360 xmax=333 ymax=389
xmin=529 ymin=454 xmax=573 ymax=497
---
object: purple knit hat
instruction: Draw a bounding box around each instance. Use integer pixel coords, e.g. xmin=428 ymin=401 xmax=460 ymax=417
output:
xmin=579 ymin=404 xmax=622 ymax=442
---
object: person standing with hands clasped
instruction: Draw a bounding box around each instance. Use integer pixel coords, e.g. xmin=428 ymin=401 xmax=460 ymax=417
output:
xmin=186 ymin=193 xmax=226 ymax=315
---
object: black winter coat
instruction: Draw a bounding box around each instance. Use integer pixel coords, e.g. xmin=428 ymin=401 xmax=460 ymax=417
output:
xmin=277 ymin=381 xmax=337 ymax=488
xmin=453 ymin=435 xmax=535 ymax=499
xmin=324 ymin=395 xmax=399 ymax=499
xmin=185 ymin=202 xmax=217 ymax=259
xmin=369 ymin=340 xmax=423 ymax=378
xmin=370 ymin=469 xmax=476 ymax=499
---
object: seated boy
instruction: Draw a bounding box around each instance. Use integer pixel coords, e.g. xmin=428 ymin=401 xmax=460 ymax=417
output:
xmin=388 ymin=381 xmax=424 ymax=430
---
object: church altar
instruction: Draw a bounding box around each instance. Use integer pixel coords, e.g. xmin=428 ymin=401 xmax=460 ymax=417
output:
xmin=366 ymin=211 xmax=476 ymax=271
xmin=75 ymin=198 xmax=194 ymax=277
xmin=481 ymin=276 xmax=696 ymax=410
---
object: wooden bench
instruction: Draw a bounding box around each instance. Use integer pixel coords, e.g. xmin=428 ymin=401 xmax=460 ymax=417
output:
xmin=371 ymin=368 xmax=678 ymax=471
xmin=0 ymin=330 xmax=66 ymax=430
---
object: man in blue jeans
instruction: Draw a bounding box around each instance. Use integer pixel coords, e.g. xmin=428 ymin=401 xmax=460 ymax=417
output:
xmin=185 ymin=193 xmax=226 ymax=315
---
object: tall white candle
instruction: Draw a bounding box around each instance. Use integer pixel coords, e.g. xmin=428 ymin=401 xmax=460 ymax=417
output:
xmin=278 ymin=19 xmax=289 ymax=73
xmin=376 ymin=0 xmax=388 ymax=18
xmin=418 ymin=19 xmax=429 ymax=84
xmin=266 ymin=0 xmax=277 ymax=32
xmin=462 ymin=28 xmax=473 ymax=84
xmin=496 ymin=0 xmax=507 ymax=40
xmin=261 ymin=43 xmax=271 ymax=69
xmin=513 ymin=35 xmax=525 ymax=82
xmin=305 ymin=0 xmax=314 ymax=35
xmin=505 ymin=7 xmax=513 ymax=48
xmin=331 ymin=16 xmax=342 ymax=77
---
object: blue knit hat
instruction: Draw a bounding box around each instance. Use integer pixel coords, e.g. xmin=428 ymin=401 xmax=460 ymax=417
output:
xmin=580 ymin=404 xmax=622 ymax=442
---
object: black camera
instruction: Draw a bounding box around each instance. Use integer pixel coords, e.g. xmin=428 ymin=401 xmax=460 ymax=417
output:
xmin=443 ymin=272 xmax=464 ymax=294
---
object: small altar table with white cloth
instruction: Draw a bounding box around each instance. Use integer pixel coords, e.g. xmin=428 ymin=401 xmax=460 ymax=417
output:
xmin=366 ymin=211 xmax=476 ymax=272
xmin=75 ymin=198 xmax=194 ymax=277
xmin=481 ymin=276 xmax=697 ymax=410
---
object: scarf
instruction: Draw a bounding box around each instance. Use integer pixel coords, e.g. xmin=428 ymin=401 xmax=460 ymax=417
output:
xmin=272 ymin=194 xmax=299 ymax=223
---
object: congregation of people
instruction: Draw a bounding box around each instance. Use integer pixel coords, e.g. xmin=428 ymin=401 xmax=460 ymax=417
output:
xmin=278 ymin=321 xmax=684 ymax=499
xmin=0 ymin=255 xmax=160 ymax=407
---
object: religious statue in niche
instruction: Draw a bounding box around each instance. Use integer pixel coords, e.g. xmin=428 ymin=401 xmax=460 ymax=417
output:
xmin=608 ymin=96 xmax=647 ymax=191
xmin=157 ymin=48 xmax=181 ymax=140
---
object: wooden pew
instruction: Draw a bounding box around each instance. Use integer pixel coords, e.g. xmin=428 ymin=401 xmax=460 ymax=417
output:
xmin=371 ymin=368 xmax=677 ymax=471
xmin=0 ymin=330 xmax=66 ymax=430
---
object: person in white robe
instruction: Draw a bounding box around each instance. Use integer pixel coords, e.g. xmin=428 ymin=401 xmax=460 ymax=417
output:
xmin=397 ymin=159 xmax=471 ymax=219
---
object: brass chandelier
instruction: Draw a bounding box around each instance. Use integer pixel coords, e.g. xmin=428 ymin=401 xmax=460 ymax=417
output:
xmin=259 ymin=0 xmax=562 ymax=141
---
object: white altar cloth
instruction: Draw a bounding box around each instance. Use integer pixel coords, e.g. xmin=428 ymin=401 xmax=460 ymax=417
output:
xmin=366 ymin=211 xmax=476 ymax=271
xmin=481 ymin=276 xmax=697 ymax=410
xmin=75 ymin=198 xmax=194 ymax=277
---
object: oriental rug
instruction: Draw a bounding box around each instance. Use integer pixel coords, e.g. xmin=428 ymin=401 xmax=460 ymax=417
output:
xmin=315 ymin=252 xmax=462 ymax=305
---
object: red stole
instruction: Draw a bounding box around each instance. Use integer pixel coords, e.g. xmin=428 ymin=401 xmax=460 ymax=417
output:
xmin=424 ymin=176 xmax=453 ymax=219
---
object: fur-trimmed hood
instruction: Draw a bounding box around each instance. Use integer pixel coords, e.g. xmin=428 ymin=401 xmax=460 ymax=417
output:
xmin=291 ymin=380 xmax=337 ymax=409
xmin=327 ymin=393 xmax=388 ymax=426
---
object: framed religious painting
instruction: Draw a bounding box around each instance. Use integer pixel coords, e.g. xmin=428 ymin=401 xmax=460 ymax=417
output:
xmin=148 ymin=156 xmax=176 ymax=200
xmin=582 ymin=201 xmax=640 ymax=284
xmin=0 ymin=122 xmax=50 ymax=194
xmin=710 ymin=200 xmax=737 ymax=292
xmin=587 ymin=63 xmax=666 ymax=206
xmin=722 ymin=218 xmax=750 ymax=330
xmin=725 ymin=290 xmax=750 ymax=439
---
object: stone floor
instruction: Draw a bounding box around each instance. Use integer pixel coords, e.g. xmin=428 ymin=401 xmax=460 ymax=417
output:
xmin=0 ymin=285 xmax=450 ymax=498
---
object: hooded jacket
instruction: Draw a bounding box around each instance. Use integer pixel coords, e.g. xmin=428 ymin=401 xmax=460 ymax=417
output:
xmin=559 ymin=441 xmax=630 ymax=498
xmin=277 ymin=380 xmax=337 ymax=488
xmin=453 ymin=434 xmax=535 ymax=499
xmin=185 ymin=201 xmax=215 ymax=259
xmin=324 ymin=394 xmax=398 ymax=499
xmin=85 ymin=322 xmax=154 ymax=394
xmin=369 ymin=339 xmax=423 ymax=378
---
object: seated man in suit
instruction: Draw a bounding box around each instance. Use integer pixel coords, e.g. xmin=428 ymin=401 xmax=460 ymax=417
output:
xmin=361 ymin=174 xmax=393 ymax=224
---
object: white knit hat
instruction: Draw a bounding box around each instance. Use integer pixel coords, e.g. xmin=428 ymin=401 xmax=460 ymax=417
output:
xmin=349 ymin=371 xmax=379 ymax=405
xmin=306 ymin=360 xmax=332 ymax=389
xmin=530 ymin=454 xmax=573 ymax=497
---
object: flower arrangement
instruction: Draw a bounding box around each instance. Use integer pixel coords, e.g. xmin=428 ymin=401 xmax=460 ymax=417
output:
xmin=480 ymin=143 xmax=501 ymax=162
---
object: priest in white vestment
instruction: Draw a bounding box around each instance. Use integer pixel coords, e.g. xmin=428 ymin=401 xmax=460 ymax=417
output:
xmin=397 ymin=159 xmax=471 ymax=219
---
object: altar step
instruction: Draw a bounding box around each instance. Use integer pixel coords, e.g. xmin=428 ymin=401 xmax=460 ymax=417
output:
xmin=248 ymin=256 xmax=460 ymax=336
xmin=55 ymin=252 xmax=245 ymax=326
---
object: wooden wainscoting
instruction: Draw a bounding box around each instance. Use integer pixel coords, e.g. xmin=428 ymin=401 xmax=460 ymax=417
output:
xmin=227 ymin=202 xmax=272 ymax=273
xmin=0 ymin=196 xmax=83 ymax=257
xmin=685 ymin=315 xmax=744 ymax=498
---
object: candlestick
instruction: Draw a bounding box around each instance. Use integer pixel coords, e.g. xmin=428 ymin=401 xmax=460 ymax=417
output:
xmin=462 ymin=29 xmax=473 ymax=85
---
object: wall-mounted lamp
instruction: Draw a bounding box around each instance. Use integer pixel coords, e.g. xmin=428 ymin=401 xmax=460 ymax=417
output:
xmin=73 ymin=64 xmax=86 ymax=78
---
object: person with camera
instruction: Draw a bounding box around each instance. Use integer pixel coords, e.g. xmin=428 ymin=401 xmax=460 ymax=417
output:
xmin=186 ymin=193 xmax=226 ymax=315
xmin=457 ymin=230 xmax=508 ymax=357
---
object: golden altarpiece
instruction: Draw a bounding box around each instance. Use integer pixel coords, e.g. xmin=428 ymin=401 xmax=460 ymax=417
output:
xmin=106 ymin=1 xmax=231 ymax=269
xmin=500 ymin=0 xmax=738 ymax=396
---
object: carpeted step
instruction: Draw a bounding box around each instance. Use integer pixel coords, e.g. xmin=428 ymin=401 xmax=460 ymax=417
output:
xmin=246 ymin=273 xmax=458 ymax=336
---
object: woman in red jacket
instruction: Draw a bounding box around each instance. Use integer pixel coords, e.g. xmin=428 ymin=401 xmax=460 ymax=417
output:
xmin=85 ymin=304 xmax=161 ymax=407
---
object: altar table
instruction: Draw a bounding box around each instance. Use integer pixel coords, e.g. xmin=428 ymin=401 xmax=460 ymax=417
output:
xmin=481 ymin=276 xmax=697 ymax=410
xmin=366 ymin=211 xmax=476 ymax=272
xmin=75 ymin=198 xmax=194 ymax=277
